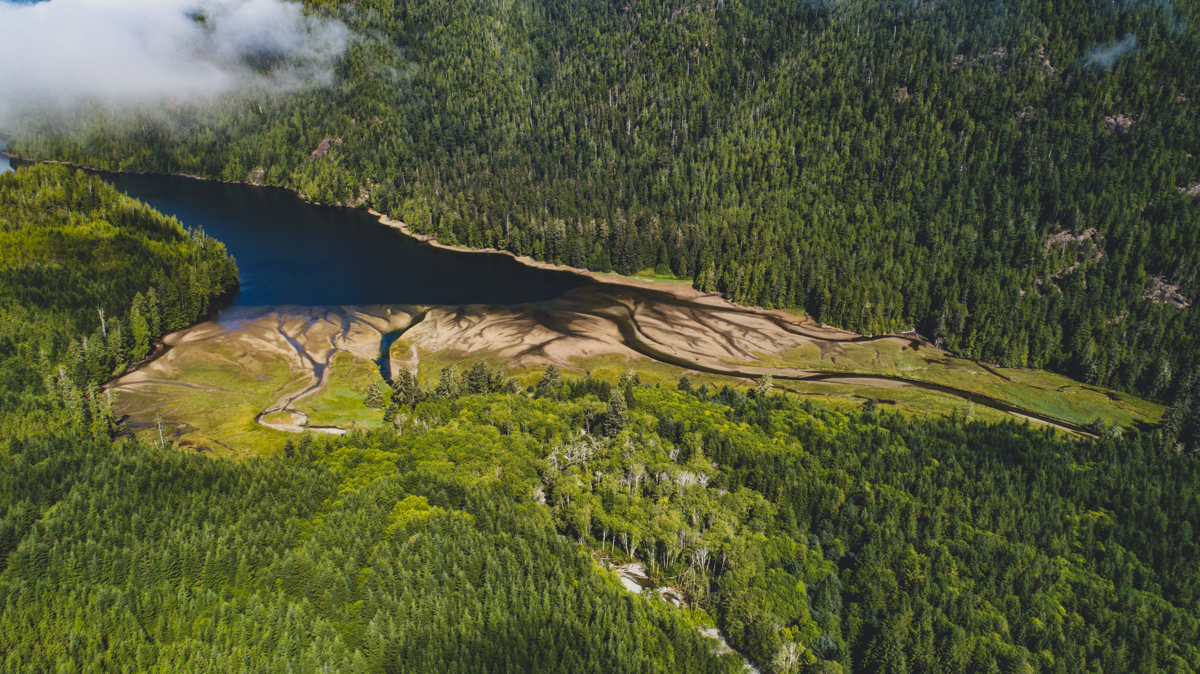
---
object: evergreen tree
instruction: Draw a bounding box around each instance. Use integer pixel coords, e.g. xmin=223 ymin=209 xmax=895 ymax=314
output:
xmin=364 ymin=382 xmax=384 ymax=409
xmin=391 ymin=367 xmax=421 ymax=408
xmin=535 ymin=365 xmax=563 ymax=398
xmin=466 ymin=360 xmax=492 ymax=395
xmin=602 ymin=387 xmax=628 ymax=437
xmin=678 ymin=375 xmax=693 ymax=394
xmin=754 ymin=375 xmax=773 ymax=399
xmin=436 ymin=365 xmax=462 ymax=400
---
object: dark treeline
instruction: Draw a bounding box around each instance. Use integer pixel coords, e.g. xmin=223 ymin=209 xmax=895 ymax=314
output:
xmin=12 ymin=0 xmax=1200 ymax=404
xmin=3 ymin=367 xmax=1198 ymax=672
xmin=0 ymin=164 xmax=238 ymax=435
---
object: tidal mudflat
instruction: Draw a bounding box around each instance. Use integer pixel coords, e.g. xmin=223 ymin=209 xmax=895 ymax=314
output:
xmin=111 ymin=305 xmax=416 ymax=456
xmin=110 ymin=277 xmax=1163 ymax=454
xmin=93 ymin=168 xmax=1163 ymax=453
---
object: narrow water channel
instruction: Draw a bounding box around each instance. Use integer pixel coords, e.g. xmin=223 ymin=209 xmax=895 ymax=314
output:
xmin=9 ymin=160 xmax=1109 ymax=432
xmin=376 ymin=310 xmax=428 ymax=383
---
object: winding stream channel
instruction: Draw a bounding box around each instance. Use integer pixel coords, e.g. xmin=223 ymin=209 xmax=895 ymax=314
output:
xmin=24 ymin=161 xmax=1104 ymax=435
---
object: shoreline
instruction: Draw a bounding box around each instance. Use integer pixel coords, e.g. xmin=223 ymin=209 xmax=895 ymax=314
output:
xmin=366 ymin=208 xmax=736 ymax=304
xmin=9 ymin=154 xmax=1056 ymax=392
xmin=20 ymin=155 xmax=1136 ymax=437
xmin=9 ymin=155 xmax=1101 ymax=397
xmin=5 ymin=152 xmax=827 ymax=331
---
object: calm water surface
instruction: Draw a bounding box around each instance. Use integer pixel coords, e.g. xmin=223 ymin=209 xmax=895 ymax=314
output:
xmin=92 ymin=171 xmax=588 ymax=307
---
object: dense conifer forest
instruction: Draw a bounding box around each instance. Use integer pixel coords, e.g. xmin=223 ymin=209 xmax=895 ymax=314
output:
xmin=3 ymin=363 xmax=1199 ymax=672
xmin=11 ymin=0 xmax=1200 ymax=404
xmin=5 ymin=1 xmax=1200 ymax=670
xmin=0 ymin=164 xmax=1198 ymax=671
xmin=0 ymin=164 xmax=238 ymax=435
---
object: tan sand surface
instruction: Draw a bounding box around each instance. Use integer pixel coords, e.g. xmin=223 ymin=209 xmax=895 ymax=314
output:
xmin=110 ymin=260 xmax=1135 ymax=448
xmin=110 ymin=305 xmax=419 ymax=454
xmin=397 ymin=282 xmax=920 ymax=381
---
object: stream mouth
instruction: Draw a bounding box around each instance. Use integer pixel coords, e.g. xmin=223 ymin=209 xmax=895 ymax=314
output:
xmin=376 ymin=310 xmax=428 ymax=384
xmin=40 ymin=161 xmax=1124 ymax=436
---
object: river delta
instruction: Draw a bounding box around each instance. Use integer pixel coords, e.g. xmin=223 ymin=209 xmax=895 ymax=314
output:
xmin=80 ymin=169 xmax=1165 ymax=456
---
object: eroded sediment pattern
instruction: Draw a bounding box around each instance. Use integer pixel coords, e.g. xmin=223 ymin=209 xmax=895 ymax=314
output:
xmin=111 ymin=305 xmax=420 ymax=455
xmin=111 ymin=278 xmax=1136 ymax=453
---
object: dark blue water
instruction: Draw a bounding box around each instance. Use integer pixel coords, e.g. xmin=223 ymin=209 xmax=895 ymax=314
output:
xmin=87 ymin=170 xmax=587 ymax=307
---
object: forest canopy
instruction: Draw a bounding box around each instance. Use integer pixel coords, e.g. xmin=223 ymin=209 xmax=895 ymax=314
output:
xmin=1 ymin=367 xmax=1198 ymax=672
xmin=9 ymin=0 xmax=1200 ymax=406
xmin=4 ymin=2 xmax=1200 ymax=670
xmin=0 ymin=149 xmax=1196 ymax=674
xmin=0 ymin=163 xmax=238 ymax=436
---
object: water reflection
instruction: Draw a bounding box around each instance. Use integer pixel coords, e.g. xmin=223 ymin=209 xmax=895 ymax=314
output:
xmin=76 ymin=168 xmax=589 ymax=307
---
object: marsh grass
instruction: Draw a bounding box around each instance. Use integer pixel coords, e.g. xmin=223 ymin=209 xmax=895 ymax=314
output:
xmin=298 ymin=352 xmax=388 ymax=430
xmin=728 ymin=340 xmax=1164 ymax=429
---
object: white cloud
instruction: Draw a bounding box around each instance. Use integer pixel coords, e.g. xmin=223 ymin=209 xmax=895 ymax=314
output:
xmin=1085 ymin=34 xmax=1138 ymax=69
xmin=0 ymin=0 xmax=349 ymax=121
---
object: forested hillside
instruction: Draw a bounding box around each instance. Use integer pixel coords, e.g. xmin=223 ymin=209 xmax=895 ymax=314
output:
xmin=11 ymin=0 xmax=1200 ymax=403
xmin=3 ymin=369 xmax=1198 ymax=672
xmin=0 ymin=164 xmax=238 ymax=435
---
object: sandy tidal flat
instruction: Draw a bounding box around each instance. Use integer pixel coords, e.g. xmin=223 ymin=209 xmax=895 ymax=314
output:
xmin=110 ymin=277 xmax=1164 ymax=455
xmin=111 ymin=305 xmax=418 ymax=456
